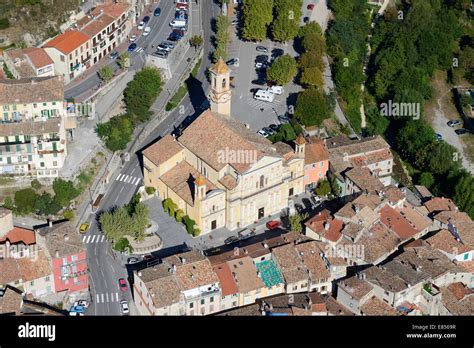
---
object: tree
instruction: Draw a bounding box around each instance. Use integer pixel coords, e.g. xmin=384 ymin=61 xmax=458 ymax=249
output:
xmin=242 ymin=0 xmax=274 ymax=41
xmin=212 ymin=15 xmax=230 ymax=62
xmin=131 ymin=202 xmax=150 ymax=242
xmin=418 ymin=172 xmax=435 ymax=188
xmin=14 ymin=189 xmax=38 ymax=215
xmin=315 ymin=179 xmax=331 ymax=196
xmin=298 ymin=21 xmax=323 ymax=38
xmin=451 ymin=171 xmax=474 ymax=219
xmin=183 ymin=215 xmax=197 ymax=235
xmin=294 ymin=87 xmax=330 ymax=127
xmin=427 ymin=142 xmax=461 ymax=175
xmin=300 ymin=67 xmax=324 ymax=88
xmin=365 ymin=107 xmax=389 ymax=136
xmin=96 ymin=114 xmax=134 ymax=152
xmin=3 ymin=197 xmax=14 ymax=210
xmin=289 ymin=212 xmax=308 ymax=233
xmin=266 ymin=54 xmax=297 ymax=85
xmin=189 ymin=35 xmax=204 ymax=51
xmin=35 ymin=192 xmax=61 ymax=216
xmin=302 ymin=32 xmax=326 ymax=56
xmin=395 ymin=120 xmax=435 ymax=162
xmin=175 ymin=209 xmax=185 ymax=223
xmin=53 ymin=178 xmax=80 ymax=207
xmin=117 ymin=52 xmax=130 ymax=70
xmin=271 ymin=0 xmax=302 ymax=42
xmin=98 ymin=65 xmax=114 ymax=82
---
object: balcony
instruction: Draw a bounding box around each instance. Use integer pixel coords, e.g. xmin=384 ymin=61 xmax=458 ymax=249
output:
xmin=422 ymin=283 xmax=440 ymax=301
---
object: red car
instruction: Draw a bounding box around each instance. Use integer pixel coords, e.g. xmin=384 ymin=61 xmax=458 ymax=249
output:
xmin=307 ymin=4 xmax=315 ymax=10
xmin=266 ymin=220 xmax=281 ymax=230
xmin=118 ymin=278 xmax=128 ymax=292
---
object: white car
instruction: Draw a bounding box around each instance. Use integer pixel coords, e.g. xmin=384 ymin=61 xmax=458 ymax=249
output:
xmin=120 ymin=300 xmax=129 ymax=314
xmin=138 ymin=21 xmax=145 ymax=30
xmin=129 ymin=34 xmax=137 ymax=42
xmin=73 ymin=300 xmax=89 ymax=308
xmin=143 ymin=26 xmax=151 ymax=36
xmin=257 ymin=129 xmax=269 ymax=138
xmin=268 ymin=85 xmax=284 ymax=95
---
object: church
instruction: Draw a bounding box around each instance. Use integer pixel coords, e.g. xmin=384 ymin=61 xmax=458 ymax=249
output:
xmin=142 ymin=59 xmax=306 ymax=234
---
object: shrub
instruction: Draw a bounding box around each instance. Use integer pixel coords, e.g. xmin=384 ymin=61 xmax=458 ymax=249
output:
xmin=114 ymin=237 xmax=133 ymax=253
xmin=63 ymin=210 xmax=75 ymax=221
xmin=175 ymin=209 xmax=184 ymax=223
xmin=193 ymin=228 xmax=201 ymax=237
xmin=145 ymin=186 xmax=156 ymax=195
xmin=3 ymin=196 xmax=14 ymax=210
xmin=14 ymin=188 xmax=39 ymax=215
xmin=182 ymin=215 xmax=196 ymax=235
xmin=162 ymin=198 xmax=177 ymax=216
xmin=31 ymin=179 xmax=42 ymax=190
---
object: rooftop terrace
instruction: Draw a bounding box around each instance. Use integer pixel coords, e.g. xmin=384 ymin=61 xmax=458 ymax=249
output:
xmin=256 ymin=259 xmax=284 ymax=288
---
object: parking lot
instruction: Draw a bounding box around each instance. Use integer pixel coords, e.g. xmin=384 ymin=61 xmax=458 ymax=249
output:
xmin=226 ymin=21 xmax=303 ymax=132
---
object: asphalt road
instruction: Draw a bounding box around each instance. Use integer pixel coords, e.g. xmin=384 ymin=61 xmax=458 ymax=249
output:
xmin=65 ymin=0 xmax=177 ymax=99
xmin=83 ymin=0 xmax=218 ymax=316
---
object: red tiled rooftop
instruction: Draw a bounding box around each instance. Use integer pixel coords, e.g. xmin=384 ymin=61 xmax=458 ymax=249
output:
xmin=44 ymin=31 xmax=90 ymax=54
xmin=0 ymin=226 xmax=35 ymax=245
xmin=380 ymin=205 xmax=418 ymax=241
xmin=213 ymin=263 xmax=239 ymax=297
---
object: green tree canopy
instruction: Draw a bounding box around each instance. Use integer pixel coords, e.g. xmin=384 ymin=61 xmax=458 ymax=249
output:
xmin=242 ymin=0 xmax=274 ymax=41
xmin=266 ymin=54 xmax=297 ymax=85
xmin=53 ymin=179 xmax=80 ymax=207
xmin=14 ymin=189 xmax=38 ymax=215
xmin=294 ymin=87 xmax=330 ymax=127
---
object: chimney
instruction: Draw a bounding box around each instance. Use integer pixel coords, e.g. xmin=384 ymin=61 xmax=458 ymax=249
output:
xmin=181 ymin=257 xmax=186 ymax=264
xmin=48 ymin=219 xmax=53 ymax=228
xmin=138 ymin=271 xmax=142 ymax=277
xmin=64 ymin=234 xmax=69 ymax=241
xmin=324 ymin=221 xmax=330 ymax=231
xmin=55 ymin=250 xmax=59 ymax=258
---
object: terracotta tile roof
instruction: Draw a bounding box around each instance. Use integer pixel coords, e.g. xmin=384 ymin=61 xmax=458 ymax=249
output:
xmin=271 ymin=244 xmax=308 ymax=284
xmin=380 ymin=205 xmax=419 ymax=241
xmin=395 ymin=202 xmax=432 ymax=233
xmin=425 ymin=229 xmax=471 ymax=255
xmin=159 ymin=160 xmax=216 ymax=206
xmin=0 ymin=286 xmax=23 ymax=315
xmin=433 ymin=210 xmax=471 ymax=225
xmin=0 ymin=257 xmax=20 ymax=285
xmin=452 ymin=221 xmax=474 ymax=249
xmin=171 ymin=256 xmax=219 ymax=291
xmin=211 ymin=58 xmax=229 ymax=74
xmin=0 ymin=227 xmax=35 ymax=245
xmin=143 ymin=134 xmax=183 ymax=167
xmin=440 ymin=283 xmax=474 ymax=315
xmin=227 ymin=256 xmax=264 ymax=294
xmin=361 ymin=296 xmax=398 ymax=316
xmin=349 ymin=149 xmax=393 ymax=168
xmin=80 ymin=13 xmax=115 ymax=38
xmin=37 ymin=221 xmax=85 ymax=258
xmin=336 ymin=194 xmax=383 ymax=219
xmin=4 ymin=48 xmax=53 ymax=78
xmin=178 ymin=110 xmax=286 ymax=173
xmin=414 ymin=185 xmax=433 ymax=199
xmin=345 ymin=166 xmax=384 ymax=192
xmin=325 ymin=295 xmax=355 ymax=315
xmin=16 ymin=250 xmax=52 ymax=282
xmin=295 ymin=133 xmax=305 ymax=145
xmin=139 ymin=264 xmax=182 ymax=308
xmin=423 ymin=197 xmax=458 ymax=214
xmin=44 ymin=30 xmax=90 ymax=54
xmin=0 ymin=118 xmax=62 ymax=138
xmin=213 ymin=263 xmax=239 ymax=296
xmin=218 ymin=174 xmax=238 ymax=190
xmin=294 ymin=242 xmax=330 ymax=282
xmin=91 ymin=3 xmax=128 ymax=18
xmin=0 ymin=76 xmax=64 ymax=105
xmin=361 ymin=266 xmax=409 ymax=293
xmin=305 ymin=211 xmax=343 ymax=243
xmin=338 ymin=276 xmax=373 ymax=300
xmin=380 ymin=185 xmax=405 ymax=204
xmin=305 ymin=137 xmax=329 ymax=165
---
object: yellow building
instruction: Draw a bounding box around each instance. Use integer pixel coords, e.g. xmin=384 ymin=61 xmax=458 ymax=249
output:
xmin=142 ymin=59 xmax=305 ymax=234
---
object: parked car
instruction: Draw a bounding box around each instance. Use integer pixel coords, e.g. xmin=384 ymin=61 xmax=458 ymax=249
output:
xmin=238 ymin=229 xmax=256 ymax=241
xmin=251 ymin=79 xmax=266 ymax=86
xmin=435 ymin=133 xmax=443 ymax=141
xmin=109 ymin=51 xmax=119 ymax=59
xmin=269 ymin=124 xmax=279 ymax=132
xmin=255 ymin=55 xmax=269 ymax=63
xmin=268 ymin=85 xmax=284 ymax=95
xmin=226 ymin=58 xmax=240 ymax=67
xmin=143 ymin=26 xmax=151 ymax=36
xmin=118 ymin=278 xmax=128 ymax=292
xmin=263 ymin=127 xmax=276 ymax=135
xmin=257 ymin=129 xmax=270 ymax=137
xmin=266 ymin=220 xmax=281 ymax=230
xmin=455 ymin=128 xmax=469 ymax=135
xmin=224 ymin=236 xmax=239 ymax=245
xmin=256 ymin=45 xmax=269 ymax=53
xmin=255 ymin=62 xmax=268 ymax=69
xmin=447 ymin=120 xmax=462 ymax=127
xmin=129 ymin=34 xmax=137 ymax=42
xmin=154 ymin=7 xmax=161 ymax=16
xmin=120 ymin=300 xmax=130 ymax=314
xmin=254 ymin=89 xmax=275 ymax=102
xmin=143 ymin=255 xmax=154 ymax=261
xmin=170 ymin=19 xmax=186 ymax=27
xmin=127 ymin=257 xmax=139 ymax=264
xmin=153 ymin=50 xmax=168 ymax=58
xmin=69 ymin=310 xmax=84 ymax=316
xmin=137 ymin=21 xmax=145 ymax=30
xmin=310 ymin=195 xmax=321 ymax=206
xmin=127 ymin=43 xmax=137 ymax=52
xmin=143 ymin=16 xmax=150 ymax=23
xmin=168 ymin=32 xmax=182 ymax=41
xmin=271 ymin=48 xmax=284 ymax=59
xmin=69 ymin=305 xmax=85 ymax=314
xmin=307 ymin=4 xmax=315 ymax=10
xmin=79 ymin=223 xmax=89 ymax=234
xmin=74 ymin=300 xmax=89 ymax=308
xmin=278 ymin=115 xmax=291 ymax=124
xmin=161 ymin=41 xmax=175 ymax=49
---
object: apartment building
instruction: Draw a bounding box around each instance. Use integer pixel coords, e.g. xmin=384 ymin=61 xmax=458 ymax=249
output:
xmin=304 ymin=136 xmax=329 ymax=191
xmin=142 ymin=59 xmax=305 ymax=234
xmin=0 ymin=76 xmax=67 ymax=178
xmin=327 ymin=135 xmax=393 ymax=196
xmin=3 ymin=48 xmax=55 ymax=79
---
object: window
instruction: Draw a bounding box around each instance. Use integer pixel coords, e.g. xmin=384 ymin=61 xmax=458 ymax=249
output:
xmin=189 ymin=302 xmax=194 ymax=309
xmin=210 ymin=296 xmax=214 ymax=303
xmin=260 ymin=175 xmax=264 ymax=188
xmin=200 ymin=299 xmax=205 ymax=305
xmin=45 ymin=276 xmax=50 ymax=282
xmin=30 ymin=281 xmax=34 ymax=286
xmin=222 ymin=78 xmax=226 ymax=89
xmin=464 ymin=253 xmax=469 ymax=260
xmin=60 ymin=55 xmax=65 ymax=62
xmin=320 ymin=161 xmax=324 ymax=167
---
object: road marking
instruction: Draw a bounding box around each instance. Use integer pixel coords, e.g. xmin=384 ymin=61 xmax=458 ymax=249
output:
xmin=90 ymin=235 xmax=96 ymax=243
xmin=85 ymin=235 xmax=91 ymax=243
xmin=101 ymin=294 xmax=104 ymax=303
xmin=121 ymin=175 xmax=129 ymax=182
xmin=134 ymin=177 xmax=141 ymax=185
xmin=100 ymin=235 xmax=105 ymax=242
xmin=106 ymin=293 xmax=109 ymax=302
xmin=116 ymin=174 xmax=123 ymax=181
xmin=126 ymin=176 xmax=133 ymax=183
xmin=116 ymin=293 xmax=119 ymax=302
xmin=96 ymin=294 xmax=100 ymax=303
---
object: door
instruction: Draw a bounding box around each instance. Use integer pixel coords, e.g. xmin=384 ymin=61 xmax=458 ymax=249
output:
xmin=258 ymin=207 xmax=264 ymax=219
xmin=289 ymin=188 xmax=294 ymax=197
xmin=211 ymin=220 xmax=217 ymax=230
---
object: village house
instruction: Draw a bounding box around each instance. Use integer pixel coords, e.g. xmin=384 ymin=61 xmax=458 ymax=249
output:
xmin=3 ymin=48 xmax=55 ymax=79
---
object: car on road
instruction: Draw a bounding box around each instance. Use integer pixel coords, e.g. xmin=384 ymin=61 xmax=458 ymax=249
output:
xmin=255 ymin=54 xmax=269 ymax=63
xmin=129 ymin=34 xmax=137 ymax=42
xmin=143 ymin=254 xmax=154 ymax=261
xmin=79 ymin=223 xmax=89 ymax=234
xmin=137 ymin=21 xmax=145 ymax=30
xmin=257 ymin=129 xmax=270 ymax=137
xmin=251 ymin=79 xmax=266 ymax=86
xmin=154 ymin=7 xmax=161 ymax=16
xmin=256 ymin=45 xmax=269 ymax=53
xmin=143 ymin=26 xmax=151 ymax=36
xmin=226 ymin=58 xmax=240 ymax=67
xmin=118 ymin=278 xmax=128 ymax=292
xmin=269 ymin=124 xmax=279 ymax=132
xmin=310 ymin=195 xmax=321 ymax=206
xmin=143 ymin=16 xmax=150 ymax=23
xmin=266 ymin=220 xmax=281 ymax=230
xmin=74 ymin=300 xmax=89 ymax=308
xmin=153 ymin=50 xmax=168 ymax=58
xmin=447 ymin=120 xmax=462 ymax=127
xmin=170 ymin=19 xmax=186 ymax=27
xmin=128 ymin=43 xmax=137 ymax=52
xmin=120 ymin=300 xmax=130 ymax=314
xmin=157 ymin=43 xmax=172 ymax=52
xmin=224 ymin=236 xmax=239 ymax=245
xmin=455 ymin=128 xmax=469 ymax=135
xmin=109 ymin=51 xmax=119 ymax=59
xmin=435 ymin=133 xmax=443 ymax=142
xmin=127 ymin=257 xmax=139 ymax=264
xmin=238 ymin=229 xmax=256 ymax=241
xmin=173 ymin=28 xmax=187 ymax=36
xmin=168 ymin=32 xmax=182 ymax=41
xmin=271 ymin=48 xmax=284 ymax=59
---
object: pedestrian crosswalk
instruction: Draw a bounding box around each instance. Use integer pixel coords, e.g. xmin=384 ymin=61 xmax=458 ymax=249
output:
xmin=246 ymin=96 xmax=284 ymax=110
xmin=116 ymin=173 xmax=142 ymax=186
xmin=82 ymin=234 xmax=107 ymax=244
xmin=96 ymin=292 xmax=120 ymax=304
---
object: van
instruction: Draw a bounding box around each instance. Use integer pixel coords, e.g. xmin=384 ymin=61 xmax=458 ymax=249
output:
xmin=268 ymin=85 xmax=284 ymax=95
xmin=170 ymin=20 xmax=186 ymax=28
xmin=254 ymin=89 xmax=275 ymax=102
